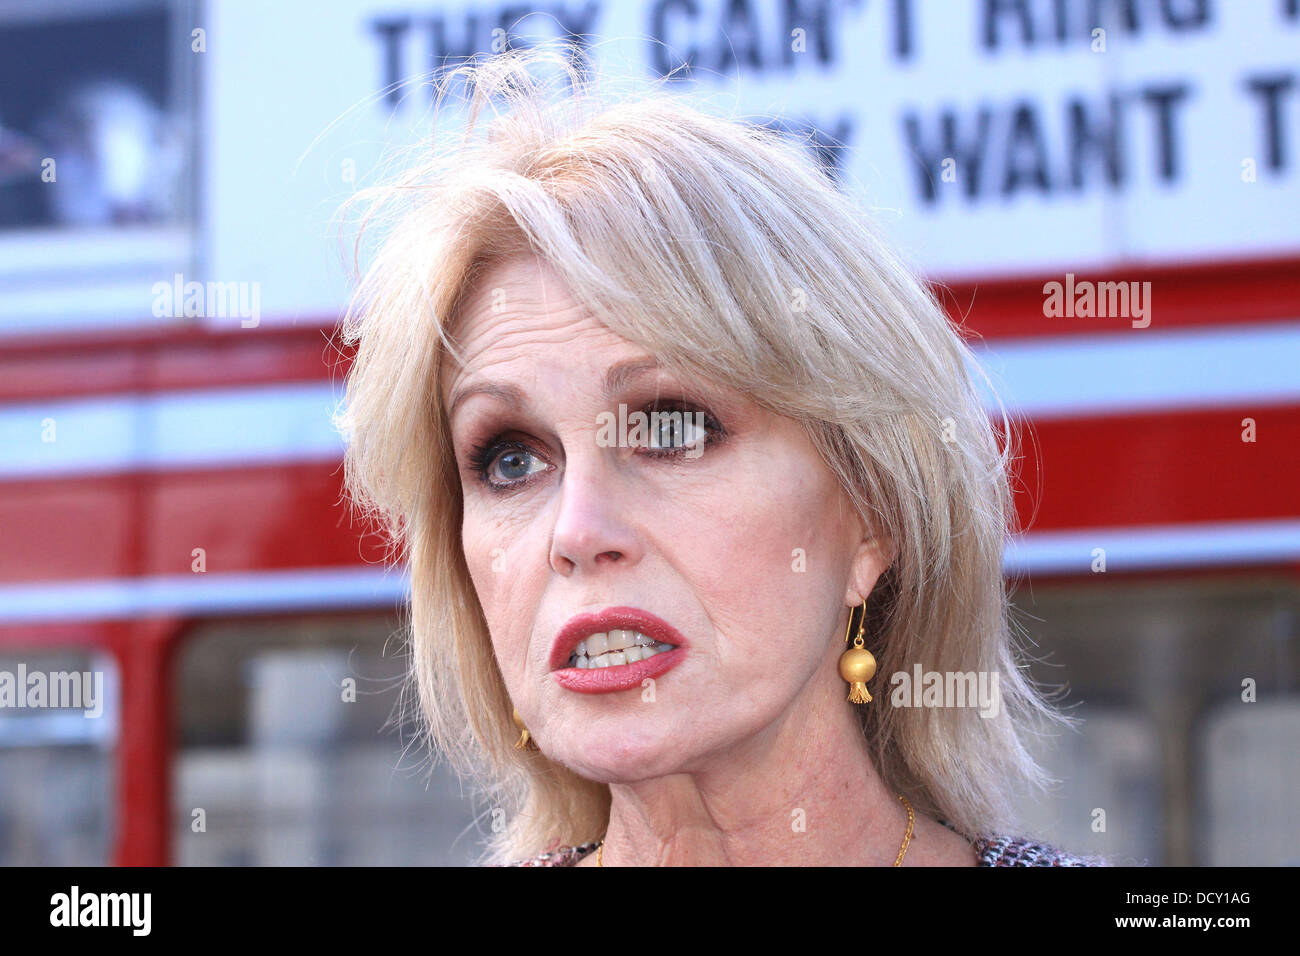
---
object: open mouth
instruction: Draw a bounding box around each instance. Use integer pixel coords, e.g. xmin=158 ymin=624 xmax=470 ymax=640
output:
xmin=550 ymin=606 xmax=688 ymax=693
xmin=567 ymin=629 xmax=679 ymax=669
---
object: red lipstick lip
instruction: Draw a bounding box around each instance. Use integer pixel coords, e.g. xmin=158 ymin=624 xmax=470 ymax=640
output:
xmin=553 ymin=646 xmax=686 ymax=694
xmin=548 ymin=606 xmax=688 ymax=676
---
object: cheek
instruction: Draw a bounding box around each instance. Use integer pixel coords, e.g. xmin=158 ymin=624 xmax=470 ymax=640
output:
xmin=460 ymin=508 xmax=499 ymax=603
xmin=679 ymin=454 xmax=845 ymax=672
xmin=462 ymin=491 xmax=536 ymax=586
xmin=460 ymin=503 xmax=536 ymax=680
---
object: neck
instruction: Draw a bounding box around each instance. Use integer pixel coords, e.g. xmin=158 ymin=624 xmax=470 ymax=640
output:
xmin=598 ymin=669 xmax=911 ymax=867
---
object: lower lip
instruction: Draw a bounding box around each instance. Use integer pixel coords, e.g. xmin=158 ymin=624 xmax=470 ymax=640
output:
xmin=552 ymin=647 xmax=686 ymax=694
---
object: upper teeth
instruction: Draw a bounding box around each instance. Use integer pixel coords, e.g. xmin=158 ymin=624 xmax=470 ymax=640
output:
xmin=569 ymin=629 xmax=677 ymax=668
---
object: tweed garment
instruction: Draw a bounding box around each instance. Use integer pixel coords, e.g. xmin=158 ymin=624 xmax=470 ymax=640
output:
xmin=501 ymin=835 xmax=1104 ymax=866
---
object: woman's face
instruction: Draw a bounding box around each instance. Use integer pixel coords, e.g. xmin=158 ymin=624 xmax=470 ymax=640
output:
xmin=443 ymin=253 xmax=890 ymax=782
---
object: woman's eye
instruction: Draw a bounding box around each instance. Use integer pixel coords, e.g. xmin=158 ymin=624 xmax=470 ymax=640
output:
xmin=491 ymin=447 xmax=543 ymax=478
xmin=467 ymin=439 xmax=549 ymax=490
xmin=649 ymin=412 xmax=708 ymax=450
xmin=488 ymin=447 xmax=546 ymax=483
xmin=642 ymin=403 xmax=723 ymax=455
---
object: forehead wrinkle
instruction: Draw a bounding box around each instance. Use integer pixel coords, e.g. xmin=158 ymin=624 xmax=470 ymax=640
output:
xmin=443 ymin=305 xmax=591 ymax=418
xmin=446 ymin=350 xmax=666 ymax=424
xmin=444 ymin=306 xmax=654 ymax=420
xmin=442 ymin=257 xmax=690 ymax=424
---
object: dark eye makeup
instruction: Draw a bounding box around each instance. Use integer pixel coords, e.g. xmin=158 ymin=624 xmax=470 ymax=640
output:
xmin=462 ymin=399 xmax=726 ymax=493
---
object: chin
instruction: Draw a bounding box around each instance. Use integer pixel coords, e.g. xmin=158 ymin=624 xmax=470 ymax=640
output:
xmin=552 ymin=721 xmax=690 ymax=784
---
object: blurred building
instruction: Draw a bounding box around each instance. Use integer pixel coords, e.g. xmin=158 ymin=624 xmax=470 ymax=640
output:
xmin=0 ymin=0 xmax=1297 ymax=865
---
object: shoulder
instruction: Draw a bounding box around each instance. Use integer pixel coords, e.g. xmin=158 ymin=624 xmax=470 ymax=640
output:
xmin=496 ymin=842 xmax=600 ymax=867
xmin=495 ymin=835 xmax=1105 ymax=866
xmin=973 ymin=834 xmax=1107 ymax=867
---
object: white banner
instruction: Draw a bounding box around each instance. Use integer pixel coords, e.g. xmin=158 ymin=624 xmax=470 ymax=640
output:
xmin=205 ymin=0 xmax=1300 ymax=322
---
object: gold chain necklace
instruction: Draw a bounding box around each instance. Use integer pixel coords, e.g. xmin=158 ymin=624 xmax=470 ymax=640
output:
xmin=596 ymin=793 xmax=915 ymax=866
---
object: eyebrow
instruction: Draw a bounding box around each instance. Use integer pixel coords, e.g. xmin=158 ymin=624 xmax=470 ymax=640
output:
xmin=446 ymin=357 xmax=664 ymax=421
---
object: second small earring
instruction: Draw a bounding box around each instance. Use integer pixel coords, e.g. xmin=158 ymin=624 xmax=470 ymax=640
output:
xmin=512 ymin=706 xmax=539 ymax=751
xmin=838 ymin=601 xmax=877 ymax=704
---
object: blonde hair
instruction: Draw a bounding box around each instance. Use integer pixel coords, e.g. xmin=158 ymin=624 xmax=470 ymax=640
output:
xmin=336 ymin=44 xmax=1071 ymax=864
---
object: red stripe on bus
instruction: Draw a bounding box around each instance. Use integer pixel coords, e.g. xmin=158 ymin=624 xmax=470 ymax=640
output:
xmin=1010 ymin=403 xmax=1300 ymax=533
xmin=0 ymin=461 xmax=388 ymax=583
xmin=0 ymin=324 xmax=354 ymax=403
xmin=938 ymin=253 xmax=1300 ymax=341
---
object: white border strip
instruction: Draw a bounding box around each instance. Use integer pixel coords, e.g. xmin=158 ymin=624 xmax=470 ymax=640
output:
xmin=1 ymin=521 xmax=1297 ymax=624
xmin=972 ymin=321 xmax=1300 ymax=420
xmin=0 ymin=382 xmax=345 ymax=477
xmin=0 ymin=566 xmax=409 ymax=624
xmin=1004 ymin=519 xmax=1300 ymax=575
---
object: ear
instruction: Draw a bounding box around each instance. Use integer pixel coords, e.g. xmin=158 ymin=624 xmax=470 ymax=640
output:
xmin=843 ymin=533 xmax=898 ymax=606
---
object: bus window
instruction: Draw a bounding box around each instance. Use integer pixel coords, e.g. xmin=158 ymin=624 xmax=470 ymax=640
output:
xmin=0 ymin=648 xmax=118 ymax=864
xmin=173 ymin=615 xmax=481 ymax=865
xmin=1201 ymin=701 xmax=1300 ymax=866
xmin=1011 ymin=576 xmax=1300 ymax=865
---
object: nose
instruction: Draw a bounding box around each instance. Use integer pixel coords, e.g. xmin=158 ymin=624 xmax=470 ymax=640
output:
xmin=548 ymin=451 xmax=645 ymax=576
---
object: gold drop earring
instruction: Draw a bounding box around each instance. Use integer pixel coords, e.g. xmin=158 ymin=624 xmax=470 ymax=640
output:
xmin=512 ymin=706 xmax=539 ymax=751
xmin=838 ymin=601 xmax=877 ymax=704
